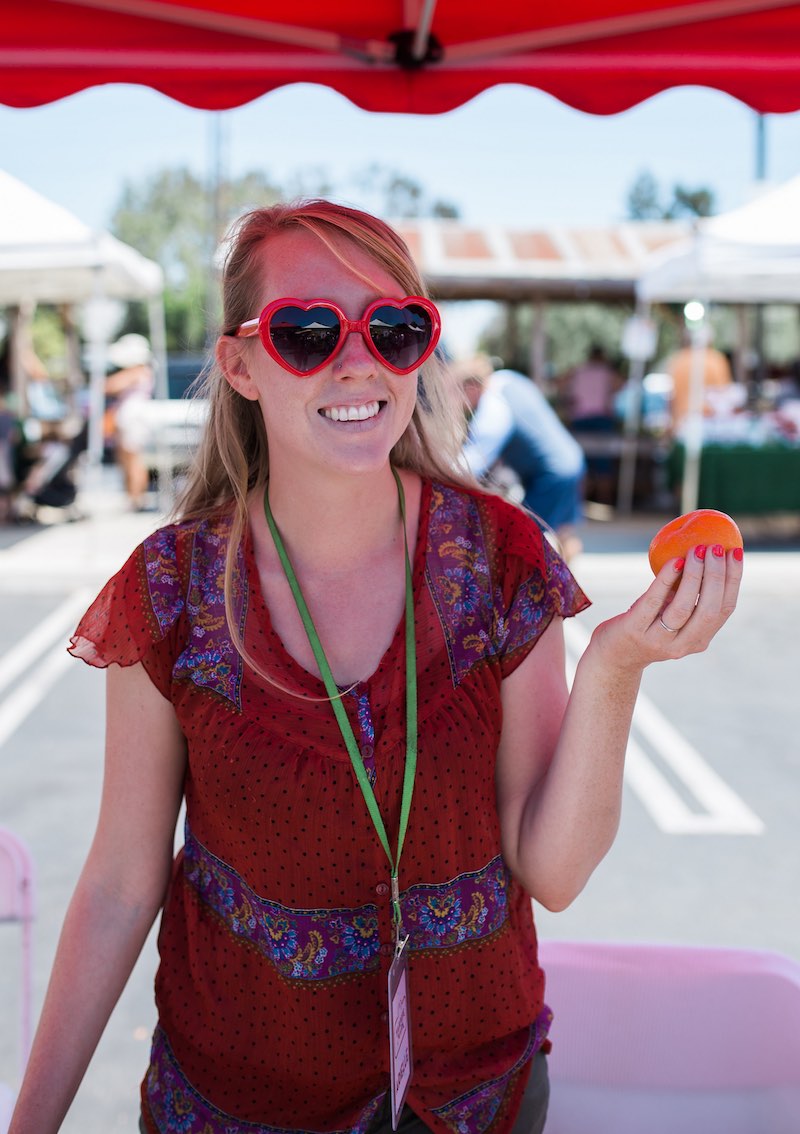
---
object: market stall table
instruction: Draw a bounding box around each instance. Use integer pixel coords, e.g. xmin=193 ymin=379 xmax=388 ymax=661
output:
xmin=668 ymin=442 xmax=800 ymax=515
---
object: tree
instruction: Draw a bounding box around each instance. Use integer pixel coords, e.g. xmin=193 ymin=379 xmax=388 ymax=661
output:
xmin=626 ymin=171 xmax=716 ymax=221
xmin=626 ymin=171 xmax=664 ymax=221
xmin=478 ymin=302 xmax=635 ymax=380
xmin=110 ymin=164 xmax=461 ymax=352
xmin=668 ymin=184 xmax=715 ymax=219
xmin=353 ymin=163 xmax=460 ymax=219
xmin=111 ymin=167 xmax=283 ymax=350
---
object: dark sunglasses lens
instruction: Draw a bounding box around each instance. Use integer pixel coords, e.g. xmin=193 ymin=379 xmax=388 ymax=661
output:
xmin=269 ymin=306 xmax=340 ymax=372
xmin=369 ymin=305 xmax=432 ymax=371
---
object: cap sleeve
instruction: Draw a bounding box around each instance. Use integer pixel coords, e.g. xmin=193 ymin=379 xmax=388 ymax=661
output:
xmin=68 ymin=524 xmax=189 ymax=699
xmin=493 ymin=501 xmax=591 ymax=680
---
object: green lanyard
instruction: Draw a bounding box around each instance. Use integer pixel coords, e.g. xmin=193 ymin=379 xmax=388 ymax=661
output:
xmin=263 ymin=468 xmax=418 ymax=938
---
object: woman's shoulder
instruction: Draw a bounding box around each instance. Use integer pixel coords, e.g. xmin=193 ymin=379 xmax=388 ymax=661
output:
xmin=140 ymin=509 xmax=233 ymax=562
xmin=427 ymin=478 xmax=544 ymax=547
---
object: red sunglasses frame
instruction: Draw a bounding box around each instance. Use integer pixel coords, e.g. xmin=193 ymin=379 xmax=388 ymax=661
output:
xmin=232 ymin=295 xmax=442 ymax=377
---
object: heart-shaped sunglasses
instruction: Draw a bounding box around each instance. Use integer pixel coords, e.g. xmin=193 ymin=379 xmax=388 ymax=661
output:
xmin=229 ymin=296 xmax=442 ymax=377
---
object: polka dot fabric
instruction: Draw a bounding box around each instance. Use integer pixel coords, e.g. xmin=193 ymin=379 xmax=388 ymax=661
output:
xmin=69 ymin=480 xmax=590 ymax=1134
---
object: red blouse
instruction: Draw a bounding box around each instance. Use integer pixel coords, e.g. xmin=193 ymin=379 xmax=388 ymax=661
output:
xmin=70 ymin=479 xmax=589 ymax=1134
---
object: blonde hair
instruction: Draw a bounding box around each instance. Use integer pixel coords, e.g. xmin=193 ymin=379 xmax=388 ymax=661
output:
xmin=173 ymin=199 xmax=473 ymax=688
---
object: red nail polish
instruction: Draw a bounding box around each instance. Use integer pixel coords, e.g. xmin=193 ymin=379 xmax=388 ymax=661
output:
xmin=733 ymin=547 xmax=744 ymax=562
xmin=695 ymin=545 xmax=707 ymax=561
xmin=674 ymin=557 xmax=685 ymax=571
xmin=712 ymin=544 xmax=724 ymax=558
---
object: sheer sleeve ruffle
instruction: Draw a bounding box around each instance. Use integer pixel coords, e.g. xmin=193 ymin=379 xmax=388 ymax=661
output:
xmin=68 ymin=524 xmax=189 ymax=699
xmin=492 ymin=500 xmax=591 ymax=679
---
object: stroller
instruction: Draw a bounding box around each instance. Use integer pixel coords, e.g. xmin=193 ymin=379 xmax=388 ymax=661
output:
xmin=12 ymin=416 xmax=88 ymax=522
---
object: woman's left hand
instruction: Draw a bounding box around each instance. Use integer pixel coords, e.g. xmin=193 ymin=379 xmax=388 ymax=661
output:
xmin=590 ymin=544 xmax=743 ymax=672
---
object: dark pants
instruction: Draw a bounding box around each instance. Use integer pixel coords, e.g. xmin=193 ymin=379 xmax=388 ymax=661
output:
xmin=368 ymin=1051 xmax=550 ymax=1134
xmin=139 ymin=1052 xmax=550 ymax=1134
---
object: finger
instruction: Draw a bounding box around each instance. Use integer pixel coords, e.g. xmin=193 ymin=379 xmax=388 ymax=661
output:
xmin=637 ymin=555 xmax=688 ymax=620
xmin=654 ymin=547 xmax=704 ymax=632
xmin=676 ymin=544 xmax=742 ymax=641
xmin=714 ymin=545 xmax=744 ymax=626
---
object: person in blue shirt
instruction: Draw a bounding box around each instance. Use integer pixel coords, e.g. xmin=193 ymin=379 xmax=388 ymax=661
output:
xmin=459 ymin=356 xmax=586 ymax=561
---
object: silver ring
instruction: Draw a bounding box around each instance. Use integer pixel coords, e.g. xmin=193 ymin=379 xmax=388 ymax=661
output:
xmin=658 ymin=616 xmax=680 ymax=633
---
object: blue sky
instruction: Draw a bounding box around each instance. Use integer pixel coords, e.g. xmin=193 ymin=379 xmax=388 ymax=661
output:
xmin=2 ymin=81 xmax=800 ymax=233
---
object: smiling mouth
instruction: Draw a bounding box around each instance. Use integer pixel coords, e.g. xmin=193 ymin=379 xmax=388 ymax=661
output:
xmin=320 ymin=401 xmax=383 ymax=422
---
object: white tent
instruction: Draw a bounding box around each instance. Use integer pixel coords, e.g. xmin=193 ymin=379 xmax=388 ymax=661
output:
xmin=619 ymin=177 xmax=800 ymax=513
xmin=0 ymin=169 xmax=163 ymax=305
xmin=638 ymin=175 xmax=800 ymax=306
xmin=0 ymin=169 xmax=166 ymax=461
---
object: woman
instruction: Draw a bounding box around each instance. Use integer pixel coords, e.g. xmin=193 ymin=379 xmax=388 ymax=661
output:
xmin=104 ymin=333 xmax=155 ymax=511
xmin=9 ymin=201 xmax=743 ymax=1134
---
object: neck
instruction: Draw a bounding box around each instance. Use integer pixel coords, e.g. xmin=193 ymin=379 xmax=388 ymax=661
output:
xmin=256 ymin=465 xmax=408 ymax=575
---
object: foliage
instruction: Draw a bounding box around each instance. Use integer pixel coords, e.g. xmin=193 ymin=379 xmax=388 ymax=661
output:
xmin=626 ymin=171 xmax=716 ymax=220
xmin=111 ymin=167 xmax=282 ymax=349
xmin=30 ymin=307 xmax=68 ymax=374
xmin=109 ymin=164 xmax=460 ymax=351
xmin=351 ymin=164 xmax=460 ymax=218
xmin=478 ymin=302 xmax=638 ymax=379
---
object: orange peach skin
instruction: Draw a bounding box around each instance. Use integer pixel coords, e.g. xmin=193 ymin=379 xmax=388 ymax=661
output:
xmin=648 ymin=509 xmax=743 ymax=575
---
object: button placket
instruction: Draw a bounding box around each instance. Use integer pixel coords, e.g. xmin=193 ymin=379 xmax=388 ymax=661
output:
xmin=347 ymin=684 xmax=377 ymax=785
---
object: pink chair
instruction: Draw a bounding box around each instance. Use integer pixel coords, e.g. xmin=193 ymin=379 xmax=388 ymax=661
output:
xmin=539 ymin=939 xmax=800 ymax=1134
xmin=0 ymin=827 xmax=35 ymax=1133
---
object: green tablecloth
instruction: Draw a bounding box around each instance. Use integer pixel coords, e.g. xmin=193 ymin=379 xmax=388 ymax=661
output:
xmin=668 ymin=443 xmax=800 ymax=514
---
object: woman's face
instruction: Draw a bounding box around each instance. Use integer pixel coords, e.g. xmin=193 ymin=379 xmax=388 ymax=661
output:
xmin=222 ymin=228 xmax=420 ymax=485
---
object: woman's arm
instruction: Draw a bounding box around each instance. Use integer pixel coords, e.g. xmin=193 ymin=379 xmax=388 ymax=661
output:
xmin=497 ymin=546 xmax=743 ymax=911
xmin=9 ymin=661 xmax=186 ymax=1134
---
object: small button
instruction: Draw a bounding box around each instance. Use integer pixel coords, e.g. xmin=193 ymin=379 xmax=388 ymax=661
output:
xmin=380 ymin=943 xmax=393 ymax=956
xmin=376 ymin=881 xmax=390 ymax=896
xmin=361 ymin=744 xmax=374 ymax=759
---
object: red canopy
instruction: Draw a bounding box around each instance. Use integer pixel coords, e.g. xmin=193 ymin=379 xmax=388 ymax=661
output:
xmin=3 ymin=0 xmax=800 ymax=115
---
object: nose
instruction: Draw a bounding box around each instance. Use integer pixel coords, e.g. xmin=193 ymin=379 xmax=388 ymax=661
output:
xmin=334 ymin=326 xmax=378 ymax=375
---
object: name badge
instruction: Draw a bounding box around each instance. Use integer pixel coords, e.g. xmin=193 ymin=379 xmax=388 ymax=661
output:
xmin=387 ymin=935 xmax=413 ymax=1129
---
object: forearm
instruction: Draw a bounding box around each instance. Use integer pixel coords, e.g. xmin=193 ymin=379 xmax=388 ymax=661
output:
xmin=9 ymin=869 xmax=162 ymax=1134
xmin=515 ymin=642 xmax=643 ymax=910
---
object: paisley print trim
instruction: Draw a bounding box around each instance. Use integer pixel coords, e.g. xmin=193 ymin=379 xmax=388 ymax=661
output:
xmin=172 ymin=520 xmax=245 ymax=708
xmin=184 ymin=825 xmax=382 ymax=980
xmin=432 ymin=1007 xmax=553 ymax=1134
xmin=144 ymin=1026 xmax=386 ymax=1134
xmin=143 ymin=526 xmax=186 ymax=636
xmin=403 ymin=857 xmax=509 ymax=952
xmin=425 ymin=484 xmax=586 ymax=685
xmin=184 ymin=827 xmax=510 ymax=979
xmin=425 ymin=485 xmax=495 ymax=686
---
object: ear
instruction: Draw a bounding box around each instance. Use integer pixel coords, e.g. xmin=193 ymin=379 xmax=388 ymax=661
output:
xmin=216 ymin=335 xmax=260 ymax=401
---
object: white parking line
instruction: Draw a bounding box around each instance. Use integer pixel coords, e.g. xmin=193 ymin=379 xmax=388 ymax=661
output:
xmin=562 ymin=618 xmax=764 ymax=836
xmin=0 ymin=589 xmax=92 ymax=751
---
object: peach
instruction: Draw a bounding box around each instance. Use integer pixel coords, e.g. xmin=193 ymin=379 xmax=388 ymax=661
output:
xmin=648 ymin=509 xmax=743 ymax=575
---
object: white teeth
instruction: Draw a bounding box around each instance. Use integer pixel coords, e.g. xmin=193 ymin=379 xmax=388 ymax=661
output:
xmin=324 ymin=401 xmax=380 ymax=422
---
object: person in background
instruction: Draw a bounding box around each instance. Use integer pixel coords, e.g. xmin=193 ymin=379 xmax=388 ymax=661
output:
xmin=559 ymin=345 xmax=624 ymax=506
xmin=459 ymin=356 xmax=587 ymax=561
xmin=561 ymin=344 xmax=622 ymax=431
xmin=9 ymin=201 xmax=743 ymax=1134
xmin=666 ymin=327 xmax=733 ymax=432
xmin=105 ymin=333 xmax=154 ymax=510
xmin=0 ymin=392 xmax=19 ymax=522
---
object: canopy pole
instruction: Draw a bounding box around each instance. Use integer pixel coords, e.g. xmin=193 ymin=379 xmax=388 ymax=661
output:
xmin=59 ymin=304 xmax=83 ymax=410
xmin=8 ymin=305 xmax=31 ymax=418
xmin=84 ymin=272 xmax=111 ymax=469
xmin=529 ymin=298 xmax=547 ymax=388
xmin=411 ymin=0 xmax=438 ymax=59
xmin=616 ymin=300 xmax=652 ymax=515
xmin=680 ymin=319 xmax=708 ymax=514
xmin=147 ymin=294 xmax=169 ymax=399
xmin=733 ymin=305 xmax=748 ymax=384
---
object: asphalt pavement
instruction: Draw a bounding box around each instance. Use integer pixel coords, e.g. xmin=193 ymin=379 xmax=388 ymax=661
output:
xmin=1 ymin=468 xmax=799 ymax=1133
